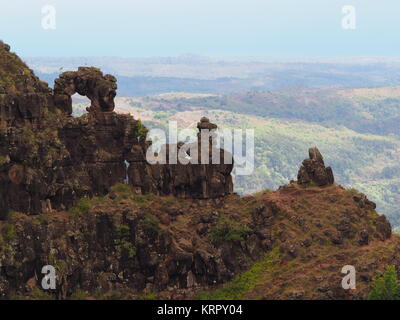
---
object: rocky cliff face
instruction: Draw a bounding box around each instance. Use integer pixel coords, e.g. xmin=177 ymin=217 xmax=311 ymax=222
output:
xmin=0 ymin=42 xmax=233 ymax=218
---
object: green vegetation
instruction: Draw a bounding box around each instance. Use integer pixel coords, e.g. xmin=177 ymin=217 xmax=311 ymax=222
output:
xmin=69 ymin=196 xmax=105 ymax=216
xmin=135 ymin=120 xmax=148 ymax=140
xmin=210 ymin=217 xmax=252 ymax=245
xmin=0 ymin=155 xmax=7 ymax=165
xmin=69 ymin=289 xmax=87 ymax=300
xmin=69 ymin=197 xmax=93 ymax=215
xmin=142 ymin=213 xmax=162 ymax=239
xmin=132 ymin=193 xmax=154 ymax=209
xmin=111 ymin=183 xmax=132 ymax=201
xmin=111 ymin=183 xmax=131 ymax=194
xmin=114 ymin=224 xmax=136 ymax=259
xmin=198 ymin=247 xmax=281 ymax=300
xmin=140 ymin=292 xmax=157 ymax=300
xmin=28 ymin=288 xmax=55 ymax=300
xmin=2 ymin=223 xmax=16 ymax=240
xmin=0 ymin=41 xmax=41 ymax=93
xmin=368 ymin=266 xmax=400 ymax=300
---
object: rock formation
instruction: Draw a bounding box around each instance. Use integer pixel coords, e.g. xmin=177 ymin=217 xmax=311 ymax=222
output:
xmin=53 ymin=67 xmax=117 ymax=115
xmin=297 ymin=147 xmax=334 ymax=186
xmin=0 ymin=41 xmax=233 ymax=216
xmin=142 ymin=117 xmax=233 ymax=199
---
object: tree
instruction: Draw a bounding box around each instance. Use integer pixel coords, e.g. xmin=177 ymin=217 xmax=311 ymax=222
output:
xmin=368 ymin=265 xmax=400 ymax=300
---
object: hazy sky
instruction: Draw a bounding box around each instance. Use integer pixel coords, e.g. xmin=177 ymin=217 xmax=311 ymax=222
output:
xmin=1 ymin=0 xmax=399 ymax=57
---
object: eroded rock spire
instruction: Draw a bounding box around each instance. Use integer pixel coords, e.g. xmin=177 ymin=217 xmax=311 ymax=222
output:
xmin=297 ymin=147 xmax=334 ymax=186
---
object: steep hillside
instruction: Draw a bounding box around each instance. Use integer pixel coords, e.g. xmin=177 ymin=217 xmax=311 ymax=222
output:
xmin=199 ymin=183 xmax=397 ymax=300
xmin=0 ymin=176 xmax=396 ymax=300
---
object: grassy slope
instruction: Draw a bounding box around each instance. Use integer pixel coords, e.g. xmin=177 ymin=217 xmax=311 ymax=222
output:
xmin=197 ymin=183 xmax=399 ymax=300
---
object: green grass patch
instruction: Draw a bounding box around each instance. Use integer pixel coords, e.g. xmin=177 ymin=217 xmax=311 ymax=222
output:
xmin=140 ymin=292 xmax=157 ymax=300
xmin=197 ymin=247 xmax=282 ymax=300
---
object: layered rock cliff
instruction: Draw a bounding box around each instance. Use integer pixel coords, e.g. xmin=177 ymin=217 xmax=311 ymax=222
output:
xmin=0 ymin=42 xmax=233 ymax=218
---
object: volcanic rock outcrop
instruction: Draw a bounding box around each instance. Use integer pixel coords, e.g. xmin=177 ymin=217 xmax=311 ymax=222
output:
xmin=53 ymin=67 xmax=117 ymax=115
xmin=297 ymin=147 xmax=334 ymax=186
xmin=145 ymin=117 xmax=233 ymax=199
xmin=0 ymin=41 xmax=233 ymax=216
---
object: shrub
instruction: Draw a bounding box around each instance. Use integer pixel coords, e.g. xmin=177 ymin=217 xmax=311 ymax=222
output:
xmin=135 ymin=120 xmax=148 ymax=140
xmin=3 ymin=223 xmax=16 ymax=240
xmin=368 ymin=265 xmax=400 ymax=300
xmin=0 ymin=155 xmax=7 ymax=165
xmin=142 ymin=213 xmax=161 ymax=239
xmin=114 ymin=225 xmax=136 ymax=259
xmin=69 ymin=197 xmax=92 ymax=215
xmin=111 ymin=183 xmax=132 ymax=200
xmin=111 ymin=183 xmax=131 ymax=194
xmin=210 ymin=218 xmax=252 ymax=245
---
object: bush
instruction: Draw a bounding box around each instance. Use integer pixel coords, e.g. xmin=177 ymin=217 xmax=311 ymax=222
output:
xmin=2 ymin=223 xmax=16 ymax=240
xmin=111 ymin=183 xmax=131 ymax=194
xmin=210 ymin=218 xmax=252 ymax=245
xmin=110 ymin=183 xmax=132 ymax=201
xmin=69 ymin=197 xmax=92 ymax=215
xmin=114 ymin=224 xmax=136 ymax=259
xmin=0 ymin=155 xmax=7 ymax=165
xmin=135 ymin=120 xmax=148 ymax=140
xmin=368 ymin=265 xmax=400 ymax=300
xmin=142 ymin=213 xmax=161 ymax=239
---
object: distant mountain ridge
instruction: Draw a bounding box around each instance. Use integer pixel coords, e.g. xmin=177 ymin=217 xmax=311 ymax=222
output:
xmin=25 ymin=56 xmax=400 ymax=95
